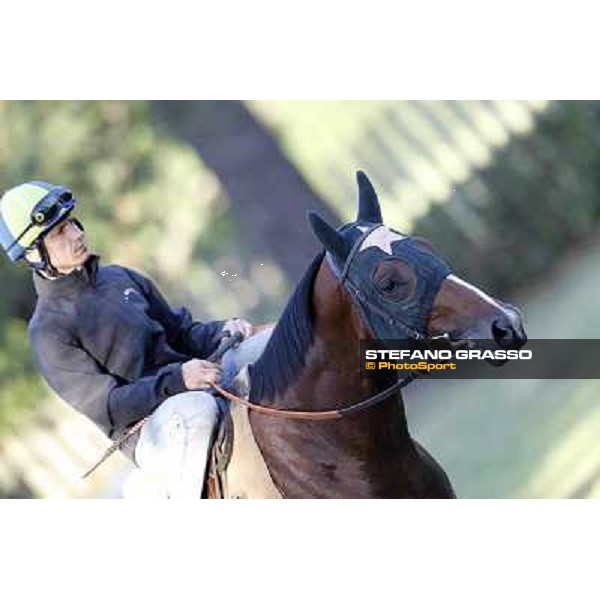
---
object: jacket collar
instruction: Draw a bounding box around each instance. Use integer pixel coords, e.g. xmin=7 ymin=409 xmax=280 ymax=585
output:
xmin=33 ymin=254 xmax=100 ymax=299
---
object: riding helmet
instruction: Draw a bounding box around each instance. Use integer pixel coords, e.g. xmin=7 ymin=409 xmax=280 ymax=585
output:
xmin=0 ymin=181 xmax=76 ymax=262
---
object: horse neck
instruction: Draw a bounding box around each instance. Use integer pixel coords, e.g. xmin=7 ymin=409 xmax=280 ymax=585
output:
xmin=291 ymin=258 xmax=412 ymax=442
xmin=250 ymin=257 xmax=450 ymax=498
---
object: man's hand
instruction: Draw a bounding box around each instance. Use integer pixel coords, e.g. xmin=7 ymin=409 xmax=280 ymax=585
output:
xmin=222 ymin=317 xmax=253 ymax=341
xmin=182 ymin=359 xmax=222 ymax=390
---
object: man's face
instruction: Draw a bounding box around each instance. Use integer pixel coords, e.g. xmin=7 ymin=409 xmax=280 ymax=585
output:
xmin=43 ymin=217 xmax=90 ymax=273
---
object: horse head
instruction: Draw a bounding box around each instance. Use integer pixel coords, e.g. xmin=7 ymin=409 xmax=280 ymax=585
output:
xmin=308 ymin=171 xmax=526 ymax=355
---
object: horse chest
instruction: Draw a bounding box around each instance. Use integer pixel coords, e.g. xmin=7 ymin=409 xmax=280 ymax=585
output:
xmin=251 ymin=416 xmax=448 ymax=498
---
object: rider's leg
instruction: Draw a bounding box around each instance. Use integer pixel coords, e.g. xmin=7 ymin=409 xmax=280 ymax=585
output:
xmin=134 ymin=391 xmax=218 ymax=499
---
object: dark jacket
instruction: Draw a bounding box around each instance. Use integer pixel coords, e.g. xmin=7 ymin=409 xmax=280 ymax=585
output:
xmin=28 ymin=255 xmax=224 ymax=459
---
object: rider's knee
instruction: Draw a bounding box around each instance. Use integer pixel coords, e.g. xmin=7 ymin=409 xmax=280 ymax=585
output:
xmin=162 ymin=390 xmax=218 ymax=426
xmin=134 ymin=391 xmax=218 ymax=467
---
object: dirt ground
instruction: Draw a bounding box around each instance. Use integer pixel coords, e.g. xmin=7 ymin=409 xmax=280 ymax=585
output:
xmin=405 ymin=233 xmax=600 ymax=498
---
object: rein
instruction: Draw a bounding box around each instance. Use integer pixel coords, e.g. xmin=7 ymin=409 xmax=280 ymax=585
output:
xmin=81 ymin=332 xmax=243 ymax=479
xmin=208 ymin=238 xmax=432 ymax=421
xmin=82 ymin=232 xmax=431 ymax=477
xmin=210 ymin=372 xmax=417 ymax=421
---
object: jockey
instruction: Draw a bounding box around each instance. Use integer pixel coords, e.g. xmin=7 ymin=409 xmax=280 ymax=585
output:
xmin=0 ymin=181 xmax=254 ymax=498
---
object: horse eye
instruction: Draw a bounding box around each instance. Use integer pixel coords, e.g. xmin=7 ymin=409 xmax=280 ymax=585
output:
xmin=372 ymin=259 xmax=415 ymax=301
xmin=379 ymin=278 xmax=396 ymax=292
xmin=376 ymin=276 xmax=406 ymax=296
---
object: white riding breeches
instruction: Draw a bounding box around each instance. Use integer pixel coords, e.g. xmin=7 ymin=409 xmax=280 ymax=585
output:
xmin=127 ymin=327 xmax=274 ymax=499
xmin=133 ymin=391 xmax=218 ymax=499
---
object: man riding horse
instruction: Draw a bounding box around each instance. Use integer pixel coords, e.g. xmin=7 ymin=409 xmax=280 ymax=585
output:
xmin=217 ymin=171 xmax=527 ymax=497
xmin=0 ymin=180 xmax=255 ymax=498
xmin=0 ymin=173 xmax=526 ymax=498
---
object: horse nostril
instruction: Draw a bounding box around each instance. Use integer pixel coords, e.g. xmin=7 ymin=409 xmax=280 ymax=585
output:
xmin=492 ymin=320 xmax=514 ymax=346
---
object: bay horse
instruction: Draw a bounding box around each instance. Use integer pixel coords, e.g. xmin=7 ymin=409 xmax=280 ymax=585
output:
xmin=223 ymin=171 xmax=526 ymax=498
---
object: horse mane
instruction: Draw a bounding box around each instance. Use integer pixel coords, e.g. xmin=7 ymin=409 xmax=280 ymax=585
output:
xmin=248 ymin=251 xmax=325 ymax=402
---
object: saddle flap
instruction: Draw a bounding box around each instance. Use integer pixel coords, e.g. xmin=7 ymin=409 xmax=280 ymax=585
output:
xmin=206 ymin=362 xmax=282 ymax=499
xmin=206 ymin=327 xmax=281 ymax=499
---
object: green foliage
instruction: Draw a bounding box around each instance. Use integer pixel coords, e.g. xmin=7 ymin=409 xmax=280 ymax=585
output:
xmin=0 ymin=101 xmax=222 ymax=433
xmin=3 ymin=100 xmax=600 ymax=437
xmin=0 ymin=319 xmax=45 ymax=432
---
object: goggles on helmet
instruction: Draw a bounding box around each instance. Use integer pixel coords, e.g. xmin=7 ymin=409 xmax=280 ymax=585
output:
xmin=5 ymin=189 xmax=75 ymax=256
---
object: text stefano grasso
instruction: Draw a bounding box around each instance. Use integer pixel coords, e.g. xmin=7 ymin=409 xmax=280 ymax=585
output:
xmin=364 ymin=349 xmax=533 ymax=361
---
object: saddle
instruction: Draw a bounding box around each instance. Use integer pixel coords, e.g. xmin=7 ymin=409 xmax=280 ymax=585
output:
xmin=204 ymin=395 xmax=235 ymax=499
xmin=204 ymin=365 xmax=282 ymax=499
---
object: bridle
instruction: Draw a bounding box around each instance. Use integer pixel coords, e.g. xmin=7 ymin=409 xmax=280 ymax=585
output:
xmin=210 ymin=227 xmax=438 ymax=421
xmin=334 ymin=224 xmax=429 ymax=340
xmin=82 ymin=231 xmax=438 ymax=478
xmin=342 ymin=280 xmax=424 ymax=340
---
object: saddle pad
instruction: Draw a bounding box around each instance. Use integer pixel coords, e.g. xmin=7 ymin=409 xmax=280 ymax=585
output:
xmin=225 ymin=396 xmax=282 ymax=499
xmin=218 ymin=326 xmax=281 ymax=499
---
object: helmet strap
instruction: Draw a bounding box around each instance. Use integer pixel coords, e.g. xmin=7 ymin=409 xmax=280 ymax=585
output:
xmin=23 ymin=239 xmax=63 ymax=278
xmin=22 ymin=215 xmax=84 ymax=278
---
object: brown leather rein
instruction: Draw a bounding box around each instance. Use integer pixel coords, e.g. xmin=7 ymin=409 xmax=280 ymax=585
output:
xmin=210 ymin=372 xmax=416 ymax=421
xmin=82 ymin=334 xmax=416 ymax=478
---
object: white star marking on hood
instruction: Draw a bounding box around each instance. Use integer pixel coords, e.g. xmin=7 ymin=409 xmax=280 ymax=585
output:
xmin=359 ymin=227 xmax=405 ymax=255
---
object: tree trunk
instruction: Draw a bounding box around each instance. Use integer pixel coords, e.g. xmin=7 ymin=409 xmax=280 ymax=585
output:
xmin=151 ymin=101 xmax=339 ymax=282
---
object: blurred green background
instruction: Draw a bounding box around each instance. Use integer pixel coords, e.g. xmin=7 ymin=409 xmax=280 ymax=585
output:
xmin=1 ymin=100 xmax=599 ymax=498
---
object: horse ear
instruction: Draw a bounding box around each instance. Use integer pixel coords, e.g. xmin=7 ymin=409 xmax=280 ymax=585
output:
xmin=356 ymin=170 xmax=382 ymax=224
xmin=308 ymin=212 xmax=349 ymax=261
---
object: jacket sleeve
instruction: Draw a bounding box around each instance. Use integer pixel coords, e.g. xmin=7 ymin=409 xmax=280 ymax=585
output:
xmin=125 ymin=268 xmax=225 ymax=359
xmin=29 ymin=324 xmax=188 ymax=438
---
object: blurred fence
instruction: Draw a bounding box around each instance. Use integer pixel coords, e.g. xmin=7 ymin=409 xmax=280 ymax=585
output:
xmin=0 ymin=397 xmax=129 ymax=498
xmin=407 ymin=233 xmax=600 ymax=498
xmin=413 ymin=102 xmax=600 ymax=295
xmin=253 ymin=101 xmax=600 ymax=295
